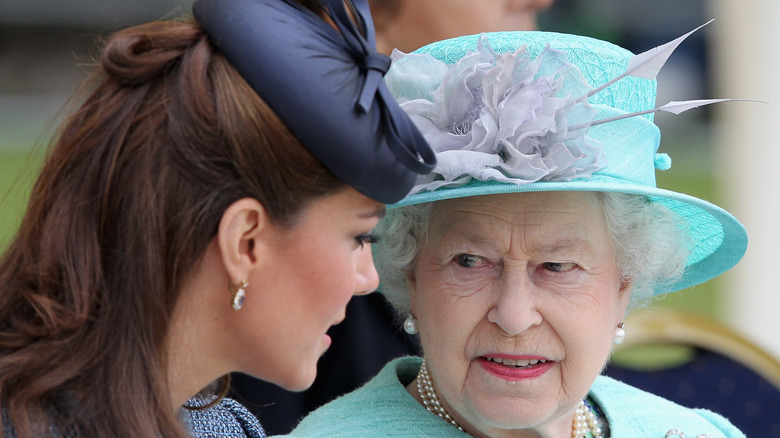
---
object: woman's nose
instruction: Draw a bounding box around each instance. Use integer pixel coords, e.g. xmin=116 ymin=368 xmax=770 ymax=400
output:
xmin=354 ymin=245 xmax=379 ymax=295
xmin=486 ymin=273 xmax=542 ymax=335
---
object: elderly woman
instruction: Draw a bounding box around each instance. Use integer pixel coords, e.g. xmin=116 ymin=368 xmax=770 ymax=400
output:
xmin=274 ymin=28 xmax=747 ymax=438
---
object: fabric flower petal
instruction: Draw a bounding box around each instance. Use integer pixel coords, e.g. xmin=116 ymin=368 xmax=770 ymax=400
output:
xmin=398 ymin=35 xmax=607 ymax=195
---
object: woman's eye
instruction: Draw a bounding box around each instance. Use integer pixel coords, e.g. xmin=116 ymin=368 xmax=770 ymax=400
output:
xmin=455 ymin=254 xmax=483 ymax=268
xmin=355 ymin=233 xmax=378 ymax=248
xmin=543 ymin=262 xmax=577 ymax=272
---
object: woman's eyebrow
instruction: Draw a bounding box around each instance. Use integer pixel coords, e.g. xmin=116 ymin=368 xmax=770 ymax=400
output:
xmin=363 ymin=206 xmax=387 ymax=219
xmin=531 ymin=238 xmax=595 ymax=255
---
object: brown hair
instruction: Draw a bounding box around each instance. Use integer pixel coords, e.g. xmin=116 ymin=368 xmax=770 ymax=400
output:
xmin=0 ymin=16 xmax=344 ymax=438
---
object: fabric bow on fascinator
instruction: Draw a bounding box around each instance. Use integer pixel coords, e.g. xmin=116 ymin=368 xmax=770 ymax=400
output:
xmin=385 ymin=21 xmax=749 ymax=294
xmin=193 ymin=0 xmax=435 ymax=204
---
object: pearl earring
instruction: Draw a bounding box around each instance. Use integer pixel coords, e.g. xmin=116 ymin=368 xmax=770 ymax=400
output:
xmin=229 ymin=280 xmax=249 ymax=311
xmin=614 ymin=322 xmax=626 ymax=344
xmin=403 ymin=314 xmax=419 ymax=334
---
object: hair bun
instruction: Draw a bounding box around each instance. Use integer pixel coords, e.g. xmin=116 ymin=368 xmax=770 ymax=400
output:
xmin=102 ymin=21 xmax=202 ymax=84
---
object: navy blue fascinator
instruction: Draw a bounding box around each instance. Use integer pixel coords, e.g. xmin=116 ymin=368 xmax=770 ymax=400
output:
xmin=192 ymin=0 xmax=435 ymax=204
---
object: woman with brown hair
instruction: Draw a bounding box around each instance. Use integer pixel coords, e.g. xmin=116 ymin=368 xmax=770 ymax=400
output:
xmin=0 ymin=0 xmax=433 ymax=436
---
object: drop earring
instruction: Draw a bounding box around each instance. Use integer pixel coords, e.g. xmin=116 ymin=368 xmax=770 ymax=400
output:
xmin=614 ymin=322 xmax=626 ymax=344
xmin=229 ymin=280 xmax=249 ymax=311
xmin=403 ymin=314 xmax=419 ymax=334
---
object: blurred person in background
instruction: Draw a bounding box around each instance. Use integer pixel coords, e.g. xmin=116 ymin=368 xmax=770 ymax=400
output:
xmin=370 ymin=0 xmax=554 ymax=54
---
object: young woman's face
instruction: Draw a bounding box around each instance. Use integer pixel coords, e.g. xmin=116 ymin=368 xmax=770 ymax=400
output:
xmin=408 ymin=191 xmax=630 ymax=436
xmin=232 ymin=187 xmax=384 ymax=391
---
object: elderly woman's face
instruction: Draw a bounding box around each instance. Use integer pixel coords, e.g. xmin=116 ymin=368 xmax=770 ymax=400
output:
xmin=408 ymin=191 xmax=630 ymax=435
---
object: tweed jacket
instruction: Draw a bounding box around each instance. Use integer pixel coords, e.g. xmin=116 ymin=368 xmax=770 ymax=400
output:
xmin=185 ymin=397 xmax=266 ymax=438
xmin=3 ymin=397 xmax=265 ymax=437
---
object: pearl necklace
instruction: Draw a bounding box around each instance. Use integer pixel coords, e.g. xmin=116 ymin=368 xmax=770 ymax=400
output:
xmin=415 ymin=358 xmax=603 ymax=437
xmin=572 ymin=400 xmax=603 ymax=438
xmin=416 ymin=359 xmax=464 ymax=431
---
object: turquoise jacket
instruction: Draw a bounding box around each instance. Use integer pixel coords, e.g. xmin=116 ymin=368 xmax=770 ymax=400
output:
xmin=274 ymin=356 xmax=745 ymax=438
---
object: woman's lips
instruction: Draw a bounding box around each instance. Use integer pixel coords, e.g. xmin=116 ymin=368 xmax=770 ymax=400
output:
xmin=478 ymin=355 xmax=553 ymax=381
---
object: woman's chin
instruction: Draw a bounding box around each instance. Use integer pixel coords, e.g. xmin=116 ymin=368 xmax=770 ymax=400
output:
xmin=268 ymin=356 xmax=323 ymax=393
xmin=457 ymin=361 xmax=563 ymax=430
xmin=461 ymin=403 xmax=542 ymax=432
xmin=276 ymin=369 xmax=317 ymax=393
xmin=276 ymin=335 xmax=332 ymax=391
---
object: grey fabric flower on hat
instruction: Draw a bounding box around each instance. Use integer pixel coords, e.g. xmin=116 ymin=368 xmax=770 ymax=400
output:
xmin=390 ymin=36 xmax=606 ymax=195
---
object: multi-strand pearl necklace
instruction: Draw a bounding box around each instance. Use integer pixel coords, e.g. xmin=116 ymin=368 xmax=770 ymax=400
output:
xmin=572 ymin=400 xmax=603 ymax=438
xmin=416 ymin=359 xmax=464 ymax=431
xmin=415 ymin=358 xmax=603 ymax=437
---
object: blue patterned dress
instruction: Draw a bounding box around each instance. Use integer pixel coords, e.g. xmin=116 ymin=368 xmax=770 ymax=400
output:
xmin=184 ymin=397 xmax=267 ymax=438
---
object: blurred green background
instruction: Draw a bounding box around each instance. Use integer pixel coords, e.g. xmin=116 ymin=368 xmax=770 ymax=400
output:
xmin=0 ymin=149 xmax=45 ymax=248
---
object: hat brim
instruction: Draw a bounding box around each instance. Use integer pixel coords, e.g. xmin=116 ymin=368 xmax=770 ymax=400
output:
xmin=391 ymin=177 xmax=747 ymax=295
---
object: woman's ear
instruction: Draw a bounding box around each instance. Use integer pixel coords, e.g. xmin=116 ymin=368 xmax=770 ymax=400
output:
xmin=405 ymin=267 xmax=416 ymax=289
xmin=405 ymin=267 xmax=419 ymax=308
xmin=617 ymin=280 xmax=633 ymax=319
xmin=217 ymin=198 xmax=271 ymax=284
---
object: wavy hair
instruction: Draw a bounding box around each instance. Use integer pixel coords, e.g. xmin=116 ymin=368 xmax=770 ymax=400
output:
xmin=0 ymin=14 xmax=343 ymax=438
xmin=375 ymin=192 xmax=690 ymax=318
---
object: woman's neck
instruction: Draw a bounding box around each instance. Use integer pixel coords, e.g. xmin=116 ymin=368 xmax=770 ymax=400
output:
xmin=165 ymin=244 xmax=233 ymax=411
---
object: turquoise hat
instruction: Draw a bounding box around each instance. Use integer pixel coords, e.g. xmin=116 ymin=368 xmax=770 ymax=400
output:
xmin=384 ymin=30 xmax=747 ymax=294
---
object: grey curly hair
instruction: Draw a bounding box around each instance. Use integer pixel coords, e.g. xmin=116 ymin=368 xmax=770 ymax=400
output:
xmin=374 ymin=191 xmax=690 ymax=319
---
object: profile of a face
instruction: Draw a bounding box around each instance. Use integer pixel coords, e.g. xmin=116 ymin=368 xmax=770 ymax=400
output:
xmin=220 ymin=188 xmax=383 ymax=392
xmin=407 ymin=191 xmax=631 ymax=436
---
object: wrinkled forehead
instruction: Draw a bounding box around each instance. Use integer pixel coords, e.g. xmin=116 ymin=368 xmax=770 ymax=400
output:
xmin=425 ymin=192 xmax=610 ymax=250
